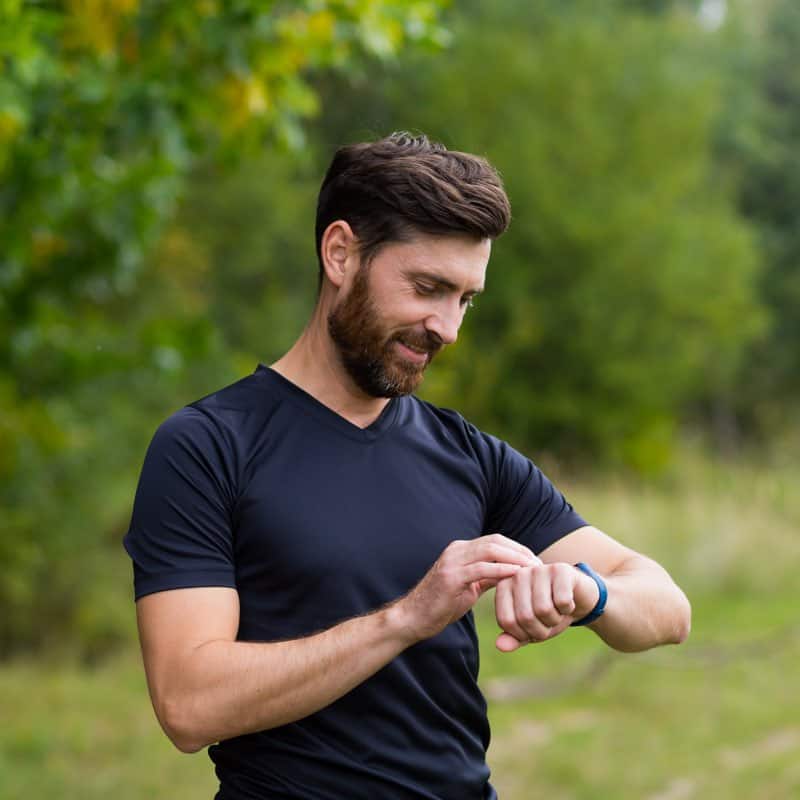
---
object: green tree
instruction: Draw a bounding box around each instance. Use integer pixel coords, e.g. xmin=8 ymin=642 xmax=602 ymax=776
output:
xmin=0 ymin=0 xmax=446 ymax=656
xmin=722 ymin=0 xmax=800 ymax=430
xmin=315 ymin=0 xmax=763 ymax=468
xmin=1 ymin=0 xmax=446 ymax=396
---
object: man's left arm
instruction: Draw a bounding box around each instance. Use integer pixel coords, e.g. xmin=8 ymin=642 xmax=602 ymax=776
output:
xmin=494 ymin=526 xmax=691 ymax=653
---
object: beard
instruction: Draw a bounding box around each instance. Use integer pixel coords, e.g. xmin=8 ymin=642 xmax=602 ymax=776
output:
xmin=327 ymin=264 xmax=443 ymax=398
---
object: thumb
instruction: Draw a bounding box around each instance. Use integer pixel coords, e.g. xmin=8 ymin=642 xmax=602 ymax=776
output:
xmin=496 ymin=631 xmax=524 ymax=652
xmin=475 ymin=577 xmax=500 ymax=595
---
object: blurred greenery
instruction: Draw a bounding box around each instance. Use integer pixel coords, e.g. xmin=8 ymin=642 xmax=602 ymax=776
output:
xmin=725 ymin=0 xmax=800 ymax=427
xmin=2 ymin=446 xmax=798 ymax=798
xmin=1 ymin=9 xmax=798 ymax=797
xmin=315 ymin=0 xmax=764 ymax=465
xmin=0 ymin=0 xmax=448 ymax=654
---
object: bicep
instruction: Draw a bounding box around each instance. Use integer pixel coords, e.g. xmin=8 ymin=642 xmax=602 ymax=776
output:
xmin=137 ymin=587 xmax=240 ymax=699
xmin=539 ymin=525 xmax=640 ymax=574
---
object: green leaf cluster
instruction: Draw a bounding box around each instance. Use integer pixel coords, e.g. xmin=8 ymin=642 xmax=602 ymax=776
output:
xmin=315 ymin=0 xmax=764 ymax=466
xmin=0 ymin=0 xmax=447 ymax=656
xmin=719 ymin=0 xmax=800 ymax=428
xmin=1 ymin=0 xmax=795 ymax=658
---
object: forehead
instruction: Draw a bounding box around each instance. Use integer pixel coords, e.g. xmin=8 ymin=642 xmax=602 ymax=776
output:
xmin=374 ymin=233 xmax=491 ymax=291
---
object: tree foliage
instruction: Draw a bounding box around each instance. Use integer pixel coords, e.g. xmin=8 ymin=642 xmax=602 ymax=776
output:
xmin=1 ymin=0 xmax=446 ymax=395
xmin=0 ymin=0 xmax=446 ymax=655
xmin=315 ymin=0 xmax=763 ymax=467
xmin=723 ymin=0 xmax=800 ymax=427
xmin=1 ymin=0 xmax=791 ymax=658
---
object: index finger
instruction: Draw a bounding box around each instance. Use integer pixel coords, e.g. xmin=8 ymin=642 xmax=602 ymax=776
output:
xmin=482 ymin=533 xmax=541 ymax=564
xmin=470 ymin=539 xmax=540 ymax=568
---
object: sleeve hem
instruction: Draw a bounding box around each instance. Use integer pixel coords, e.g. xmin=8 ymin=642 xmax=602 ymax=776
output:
xmin=517 ymin=512 xmax=589 ymax=556
xmin=133 ymin=569 xmax=237 ymax=601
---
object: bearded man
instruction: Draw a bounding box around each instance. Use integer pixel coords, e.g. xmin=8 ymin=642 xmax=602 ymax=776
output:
xmin=124 ymin=133 xmax=690 ymax=800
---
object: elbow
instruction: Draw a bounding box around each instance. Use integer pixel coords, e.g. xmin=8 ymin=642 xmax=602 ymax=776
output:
xmin=158 ymin=695 xmax=212 ymax=754
xmin=171 ymin=737 xmax=205 ymax=755
xmin=169 ymin=733 xmax=207 ymax=755
xmin=670 ymin=589 xmax=692 ymax=645
xmin=608 ymin=586 xmax=691 ymax=652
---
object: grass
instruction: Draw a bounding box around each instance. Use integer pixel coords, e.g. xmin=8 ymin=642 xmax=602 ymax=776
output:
xmin=482 ymin=445 xmax=800 ymax=799
xmin=0 ymin=651 xmax=217 ymax=799
xmin=3 ymin=447 xmax=799 ymax=799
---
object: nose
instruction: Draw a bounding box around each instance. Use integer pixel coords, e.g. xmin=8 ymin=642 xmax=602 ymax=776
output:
xmin=424 ymin=302 xmax=462 ymax=346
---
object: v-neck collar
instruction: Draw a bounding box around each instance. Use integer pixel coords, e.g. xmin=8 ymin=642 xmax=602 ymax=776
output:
xmin=254 ymin=364 xmax=401 ymax=443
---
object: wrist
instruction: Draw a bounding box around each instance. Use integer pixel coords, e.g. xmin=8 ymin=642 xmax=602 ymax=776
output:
xmin=382 ymin=597 xmax=421 ymax=648
xmin=570 ymin=562 xmax=608 ymax=626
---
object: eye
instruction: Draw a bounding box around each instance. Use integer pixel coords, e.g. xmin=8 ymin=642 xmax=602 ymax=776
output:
xmin=461 ymin=295 xmax=476 ymax=310
xmin=415 ymin=282 xmax=437 ymax=296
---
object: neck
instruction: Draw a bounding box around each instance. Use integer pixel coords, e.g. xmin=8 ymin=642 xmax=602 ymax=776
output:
xmin=270 ymin=299 xmax=391 ymax=429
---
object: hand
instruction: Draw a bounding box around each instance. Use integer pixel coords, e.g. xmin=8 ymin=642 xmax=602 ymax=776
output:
xmin=494 ymin=562 xmax=601 ymax=652
xmin=395 ymin=534 xmax=539 ymax=644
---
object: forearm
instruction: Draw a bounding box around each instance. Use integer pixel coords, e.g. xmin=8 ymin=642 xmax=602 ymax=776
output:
xmin=158 ymin=603 xmax=412 ymax=752
xmin=590 ymin=555 xmax=691 ymax=652
xmin=142 ymin=536 xmax=533 ymax=752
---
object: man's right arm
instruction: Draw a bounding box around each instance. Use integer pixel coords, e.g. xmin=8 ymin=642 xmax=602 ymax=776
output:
xmin=136 ymin=535 xmax=536 ymax=752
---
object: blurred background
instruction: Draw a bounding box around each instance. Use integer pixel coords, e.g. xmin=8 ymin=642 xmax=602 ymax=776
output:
xmin=1 ymin=1 xmax=799 ymax=797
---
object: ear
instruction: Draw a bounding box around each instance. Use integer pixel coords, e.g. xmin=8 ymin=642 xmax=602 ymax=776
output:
xmin=320 ymin=220 xmax=359 ymax=289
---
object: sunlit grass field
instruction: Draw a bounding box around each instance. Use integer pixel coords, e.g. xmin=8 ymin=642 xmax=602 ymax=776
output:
xmin=3 ymin=448 xmax=799 ymax=799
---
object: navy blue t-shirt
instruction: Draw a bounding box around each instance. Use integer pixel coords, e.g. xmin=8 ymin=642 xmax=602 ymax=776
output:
xmin=124 ymin=365 xmax=587 ymax=799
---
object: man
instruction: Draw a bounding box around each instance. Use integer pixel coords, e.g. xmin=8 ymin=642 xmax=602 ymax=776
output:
xmin=124 ymin=132 xmax=690 ymax=799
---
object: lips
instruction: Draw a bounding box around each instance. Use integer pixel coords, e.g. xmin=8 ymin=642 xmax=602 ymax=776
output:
xmin=394 ymin=340 xmax=430 ymax=364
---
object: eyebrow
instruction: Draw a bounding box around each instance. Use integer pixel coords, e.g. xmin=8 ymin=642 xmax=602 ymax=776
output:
xmin=407 ymin=270 xmax=484 ymax=297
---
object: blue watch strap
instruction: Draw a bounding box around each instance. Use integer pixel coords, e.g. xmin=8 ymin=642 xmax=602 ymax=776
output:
xmin=570 ymin=562 xmax=608 ymax=626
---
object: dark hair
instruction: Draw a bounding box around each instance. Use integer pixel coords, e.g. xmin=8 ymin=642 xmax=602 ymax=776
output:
xmin=315 ymin=132 xmax=511 ymax=283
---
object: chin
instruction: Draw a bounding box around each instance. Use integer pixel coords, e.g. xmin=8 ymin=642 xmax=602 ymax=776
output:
xmin=370 ymin=368 xmax=426 ymax=398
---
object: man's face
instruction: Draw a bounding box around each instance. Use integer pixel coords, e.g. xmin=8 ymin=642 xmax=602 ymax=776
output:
xmin=328 ymin=232 xmax=490 ymax=397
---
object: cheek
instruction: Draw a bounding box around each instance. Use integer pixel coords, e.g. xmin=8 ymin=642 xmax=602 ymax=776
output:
xmin=380 ymin=296 xmax=430 ymax=325
xmin=401 ymin=303 xmax=437 ymax=329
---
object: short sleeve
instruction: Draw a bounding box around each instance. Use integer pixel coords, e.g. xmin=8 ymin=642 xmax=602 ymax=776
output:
xmin=123 ymin=406 xmax=239 ymax=600
xmin=472 ymin=427 xmax=587 ymax=554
